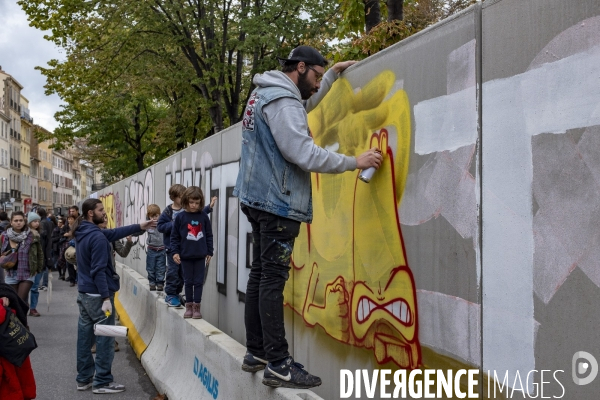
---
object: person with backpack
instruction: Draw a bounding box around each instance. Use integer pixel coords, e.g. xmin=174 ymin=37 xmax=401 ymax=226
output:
xmin=1 ymin=212 xmax=44 ymax=305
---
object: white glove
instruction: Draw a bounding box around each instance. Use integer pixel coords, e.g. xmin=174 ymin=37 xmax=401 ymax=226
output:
xmin=101 ymin=299 xmax=112 ymax=316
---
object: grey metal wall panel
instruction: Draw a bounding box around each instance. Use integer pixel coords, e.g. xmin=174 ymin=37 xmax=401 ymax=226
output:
xmin=482 ymin=0 xmax=600 ymax=396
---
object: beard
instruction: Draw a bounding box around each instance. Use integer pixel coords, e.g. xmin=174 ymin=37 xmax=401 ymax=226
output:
xmin=92 ymin=214 xmax=104 ymax=225
xmin=297 ymin=70 xmax=317 ymax=100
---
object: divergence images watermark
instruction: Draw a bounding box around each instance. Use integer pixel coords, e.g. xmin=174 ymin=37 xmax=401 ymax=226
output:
xmin=340 ymin=352 xmax=598 ymax=399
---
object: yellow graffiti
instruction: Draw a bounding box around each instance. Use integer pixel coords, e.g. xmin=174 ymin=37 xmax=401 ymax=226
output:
xmin=100 ymin=194 xmax=116 ymax=229
xmin=287 ymin=70 xmax=421 ymax=368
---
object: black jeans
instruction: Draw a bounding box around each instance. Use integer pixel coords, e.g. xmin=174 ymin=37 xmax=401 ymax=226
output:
xmin=241 ymin=204 xmax=301 ymax=363
xmin=67 ymin=262 xmax=77 ymax=284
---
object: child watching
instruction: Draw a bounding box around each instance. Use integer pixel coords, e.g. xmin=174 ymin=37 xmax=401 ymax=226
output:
xmin=170 ymin=186 xmax=213 ymax=319
xmin=145 ymin=204 xmax=165 ymax=291
xmin=158 ymin=184 xmax=216 ymax=307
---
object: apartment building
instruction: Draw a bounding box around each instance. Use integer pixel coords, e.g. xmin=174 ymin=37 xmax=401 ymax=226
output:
xmin=71 ymin=153 xmax=83 ymax=205
xmin=0 ymin=89 xmax=9 ymax=209
xmin=30 ymin=127 xmax=51 ymax=211
xmin=52 ymin=145 xmax=74 ymax=216
xmin=0 ymin=68 xmax=23 ymax=212
xmin=20 ymin=95 xmax=33 ymax=212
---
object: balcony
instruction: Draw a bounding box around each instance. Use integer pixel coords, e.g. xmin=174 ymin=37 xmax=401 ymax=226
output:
xmin=10 ymin=190 xmax=21 ymax=201
xmin=0 ymin=192 xmax=9 ymax=202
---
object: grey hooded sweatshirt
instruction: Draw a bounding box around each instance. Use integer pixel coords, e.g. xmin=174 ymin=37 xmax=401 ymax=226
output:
xmin=253 ymin=68 xmax=357 ymax=173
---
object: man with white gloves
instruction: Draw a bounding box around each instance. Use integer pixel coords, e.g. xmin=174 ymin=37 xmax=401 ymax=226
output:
xmin=73 ymin=198 xmax=157 ymax=394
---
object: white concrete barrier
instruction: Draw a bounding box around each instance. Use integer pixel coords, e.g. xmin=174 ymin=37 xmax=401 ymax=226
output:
xmin=115 ymin=263 xmax=322 ymax=399
xmin=114 ymin=262 xmax=157 ymax=358
xmin=141 ymin=301 xmax=324 ymax=400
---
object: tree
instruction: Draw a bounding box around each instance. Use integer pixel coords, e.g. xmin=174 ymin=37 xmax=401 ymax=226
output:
xmin=336 ymin=0 xmax=475 ymax=59
xmin=20 ymin=0 xmax=339 ymax=136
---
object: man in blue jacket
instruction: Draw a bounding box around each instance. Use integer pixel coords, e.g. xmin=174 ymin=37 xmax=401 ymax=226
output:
xmin=74 ymin=198 xmax=157 ymax=394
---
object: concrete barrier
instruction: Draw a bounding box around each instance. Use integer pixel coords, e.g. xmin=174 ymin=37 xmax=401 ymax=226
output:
xmin=114 ymin=262 xmax=157 ymax=358
xmin=141 ymin=296 xmax=323 ymax=400
xmin=115 ymin=263 xmax=323 ymax=399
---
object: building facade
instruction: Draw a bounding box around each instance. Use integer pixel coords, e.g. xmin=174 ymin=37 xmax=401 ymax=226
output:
xmin=35 ymin=126 xmax=53 ymax=211
xmin=20 ymin=95 xmax=33 ymax=212
xmin=0 ymin=69 xmax=23 ymax=212
xmin=52 ymin=145 xmax=73 ymax=216
xmin=0 ymin=90 xmax=10 ymax=210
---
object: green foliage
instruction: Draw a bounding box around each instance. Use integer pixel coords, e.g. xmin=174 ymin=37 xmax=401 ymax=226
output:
xmin=20 ymin=0 xmax=339 ymax=178
xmin=333 ymin=0 xmax=477 ymax=60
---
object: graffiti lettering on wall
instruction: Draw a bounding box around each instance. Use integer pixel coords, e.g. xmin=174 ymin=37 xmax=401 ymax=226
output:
xmin=164 ymin=152 xmax=241 ymax=292
xmin=100 ymin=193 xmax=123 ymax=230
xmin=288 ymin=71 xmax=421 ymax=368
xmin=124 ymin=169 xmax=153 ymax=249
xmin=100 ymin=193 xmax=117 ymax=229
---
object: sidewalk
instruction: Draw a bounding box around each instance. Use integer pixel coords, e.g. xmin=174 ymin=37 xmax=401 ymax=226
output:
xmin=28 ymin=272 xmax=160 ymax=399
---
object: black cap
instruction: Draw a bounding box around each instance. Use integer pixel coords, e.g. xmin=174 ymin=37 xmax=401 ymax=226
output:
xmin=277 ymin=46 xmax=328 ymax=67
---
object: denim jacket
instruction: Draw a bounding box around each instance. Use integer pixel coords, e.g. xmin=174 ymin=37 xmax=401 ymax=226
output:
xmin=234 ymin=86 xmax=315 ymax=222
xmin=234 ymin=70 xmax=356 ymax=223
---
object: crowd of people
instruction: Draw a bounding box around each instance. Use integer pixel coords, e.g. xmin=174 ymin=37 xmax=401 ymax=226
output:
xmin=0 ymin=44 xmax=382 ymax=398
xmin=0 ymin=191 xmax=216 ymax=398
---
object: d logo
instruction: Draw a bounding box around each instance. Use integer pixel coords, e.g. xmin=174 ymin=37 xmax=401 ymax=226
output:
xmin=572 ymin=351 xmax=598 ymax=385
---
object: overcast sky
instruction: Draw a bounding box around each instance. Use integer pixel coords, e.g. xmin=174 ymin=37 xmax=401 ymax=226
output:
xmin=0 ymin=0 xmax=64 ymax=132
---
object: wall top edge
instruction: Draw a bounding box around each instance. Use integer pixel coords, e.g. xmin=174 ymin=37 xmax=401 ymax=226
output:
xmin=481 ymin=0 xmax=504 ymax=10
xmin=345 ymin=2 xmax=481 ymax=71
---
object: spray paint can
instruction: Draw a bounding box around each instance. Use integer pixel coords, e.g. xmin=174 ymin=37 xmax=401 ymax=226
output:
xmin=358 ymin=149 xmax=382 ymax=183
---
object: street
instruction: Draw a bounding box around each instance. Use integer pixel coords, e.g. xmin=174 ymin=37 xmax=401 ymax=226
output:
xmin=28 ymin=272 xmax=160 ymax=400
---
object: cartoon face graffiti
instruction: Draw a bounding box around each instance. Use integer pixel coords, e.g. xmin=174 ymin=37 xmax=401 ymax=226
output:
xmin=287 ymin=71 xmax=421 ymax=368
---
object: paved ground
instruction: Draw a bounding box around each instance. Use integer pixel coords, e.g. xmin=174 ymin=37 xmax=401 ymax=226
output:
xmin=28 ymin=272 xmax=160 ymax=400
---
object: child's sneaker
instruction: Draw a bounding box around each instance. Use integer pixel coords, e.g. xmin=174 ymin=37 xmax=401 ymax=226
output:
xmin=262 ymin=356 xmax=322 ymax=389
xmin=241 ymin=352 xmax=268 ymax=372
xmin=192 ymin=303 xmax=202 ymax=319
xmin=149 ymin=284 xmax=156 ymax=291
xmin=165 ymin=295 xmax=181 ymax=307
xmin=156 ymin=284 xmax=164 ymax=291
xmin=184 ymin=303 xmax=193 ymax=318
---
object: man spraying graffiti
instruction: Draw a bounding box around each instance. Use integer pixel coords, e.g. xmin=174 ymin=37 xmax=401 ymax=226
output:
xmin=234 ymin=45 xmax=382 ymax=389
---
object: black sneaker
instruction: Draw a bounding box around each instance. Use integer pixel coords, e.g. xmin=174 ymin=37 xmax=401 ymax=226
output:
xmin=241 ymin=352 xmax=268 ymax=372
xmin=262 ymin=356 xmax=322 ymax=389
xmin=77 ymin=380 xmax=93 ymax=391
xmin=92 ymin=382 xmax=126 ymax=394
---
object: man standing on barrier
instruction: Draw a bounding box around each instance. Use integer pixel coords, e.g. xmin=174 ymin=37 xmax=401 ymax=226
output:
xmin=234 ymin=46 xmax=382 ymax=389
xmin=72 ymin=198 xmax=157 ymax=394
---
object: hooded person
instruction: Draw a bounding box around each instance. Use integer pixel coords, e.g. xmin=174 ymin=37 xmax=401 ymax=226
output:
xmin=72 ymin=198 xmax=157 ymax=394
xmin=234 ymin=46 xmax=382 ymax=389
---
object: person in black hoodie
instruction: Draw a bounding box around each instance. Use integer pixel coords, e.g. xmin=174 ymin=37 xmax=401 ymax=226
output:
xmin=36 ymin=208 xmax=54 ymax=291
xmin=73 ymin=198 xmax=156 ymax=394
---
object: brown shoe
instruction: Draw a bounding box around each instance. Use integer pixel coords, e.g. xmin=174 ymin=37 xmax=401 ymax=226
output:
xmin=28 ymin=309 xmax=41 ymax=317
xmin=184 ymin=303 xmax=193 ymax=319
xmin=192 ymin=303 xmax=202 ymax=319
